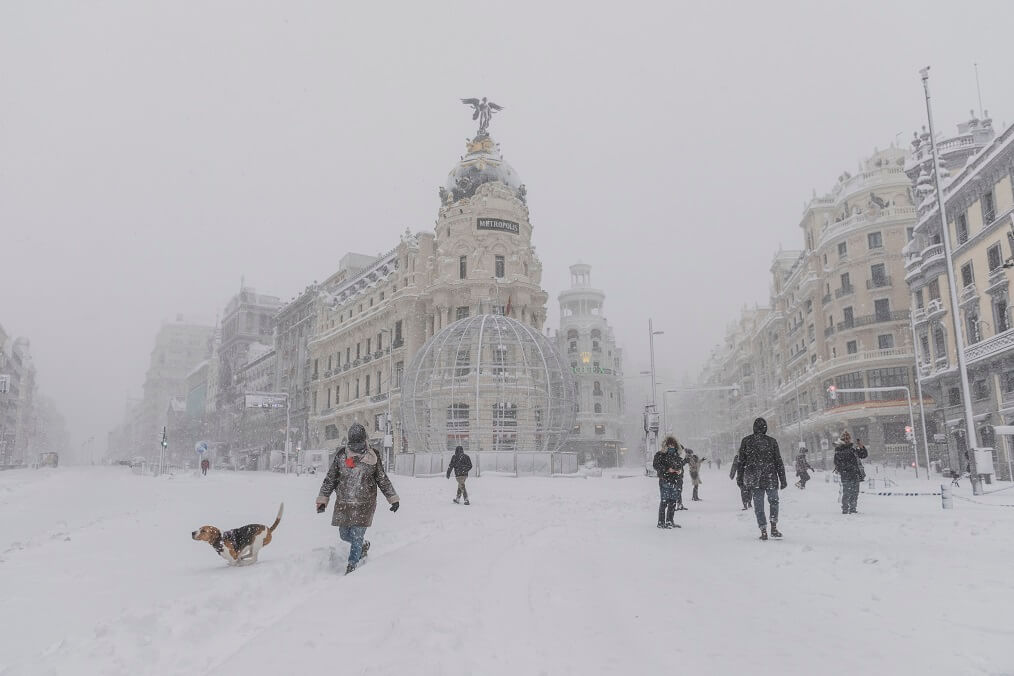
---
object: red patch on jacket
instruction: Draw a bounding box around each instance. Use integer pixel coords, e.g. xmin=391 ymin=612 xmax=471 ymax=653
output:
xmin=345 ymin=457 xmax=356 ymax=468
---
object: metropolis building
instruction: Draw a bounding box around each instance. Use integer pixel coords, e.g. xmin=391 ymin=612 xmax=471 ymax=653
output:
xmin=307 ymin=106 xmax=551 ymax=454
xmin=556 ymin=264 xmax=626 ymax=466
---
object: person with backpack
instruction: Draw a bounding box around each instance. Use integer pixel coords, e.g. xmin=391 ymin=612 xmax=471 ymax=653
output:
xmin=736 ymin=418 xmax=787 ymax=540
xmin=833 ymin=430 xmax=868 ymax=514
xmin=652 ymin=436 xmax=687 ymax=529
xmin=446 ymin=445 xmax=473 ymax=505
xmin=316 ymin=423 xmax=400 ymax=575
xmin=794 ymin=448 xmax=814 ymax=489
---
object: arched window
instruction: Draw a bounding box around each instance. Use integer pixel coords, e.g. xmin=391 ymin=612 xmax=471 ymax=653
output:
xmin=567 ymin=329 xmax=579 ymax=340
xmin=594 ymin=403 xmax=602 ymax=414
xmin=590 ymin=329 xmax=602 ymax=340
xmin=593 ymin=381 xmax=603 ymax=396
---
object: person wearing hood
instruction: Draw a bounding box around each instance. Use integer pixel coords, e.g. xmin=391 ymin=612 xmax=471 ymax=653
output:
xmin=652 ymin=436 xmax=687 ymax=529
xmin=446 ymin=445 xmax=473 ymax=505
xmin=794 ymin=448 xmax=814 ymax=489
xmin=316 ymin=423 xmax=400 ymax=574
xmin=736 ymin=418 xmax=787 ymax=540
xmin=687 ymin=450 xmax=704 ymax=501
xmin=729 ymin=452 xmax=752 ymax=510
xmin=833 ymin=430 xmax=868 ymax=514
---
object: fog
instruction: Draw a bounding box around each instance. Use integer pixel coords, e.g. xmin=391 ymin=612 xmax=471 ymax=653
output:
xmin=4 ymin=1 xmax=1014 ymax=457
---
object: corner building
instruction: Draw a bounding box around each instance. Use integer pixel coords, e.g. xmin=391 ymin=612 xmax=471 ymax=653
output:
xmin=308 ymin=127 xmax=548 ymax=451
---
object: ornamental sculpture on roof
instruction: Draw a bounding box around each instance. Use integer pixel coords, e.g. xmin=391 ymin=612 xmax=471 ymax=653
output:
xmin=461 ymin=97 xmax=503 ymax=137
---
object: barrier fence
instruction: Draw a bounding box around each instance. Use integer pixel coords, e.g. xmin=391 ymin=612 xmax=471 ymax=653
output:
xmin=393 ymin=451 xmax=579 ymax=478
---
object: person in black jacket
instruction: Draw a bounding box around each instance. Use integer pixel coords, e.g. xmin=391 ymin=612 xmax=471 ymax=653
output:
xmin=833 ymin=430 xmax=868 ymax=514
xmin=736 ymin=418 xmax=787 ymax=540
xmin=446 ymin=446 xmax=473 ymax=505
xmin=652 ymin=436 xmax=686 ymax=529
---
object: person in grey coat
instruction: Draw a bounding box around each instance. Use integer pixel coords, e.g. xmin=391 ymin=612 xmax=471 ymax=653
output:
xmin=316 ymin=423 xmax=400 ymax=574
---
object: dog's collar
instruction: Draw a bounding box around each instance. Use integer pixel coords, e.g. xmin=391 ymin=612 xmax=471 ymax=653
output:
xmin=211 ymin=534 xmax=225 ymax=554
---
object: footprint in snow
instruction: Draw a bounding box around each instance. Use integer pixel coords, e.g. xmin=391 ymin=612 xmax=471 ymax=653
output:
xmin=863 ymin=558 xmax=878 ymax=564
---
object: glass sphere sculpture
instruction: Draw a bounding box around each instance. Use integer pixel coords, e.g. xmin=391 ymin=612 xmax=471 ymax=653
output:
xmin=400 ymin=314 xmax=576 ymax=454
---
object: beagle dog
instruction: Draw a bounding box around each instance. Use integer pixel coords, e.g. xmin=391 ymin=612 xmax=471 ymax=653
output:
xmin=192 ymin=503 xmax=283 ymax=566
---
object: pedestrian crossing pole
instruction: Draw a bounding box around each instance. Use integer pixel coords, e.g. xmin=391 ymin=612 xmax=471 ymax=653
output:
xmin=159 ymin=426 xmax=168 ymax=476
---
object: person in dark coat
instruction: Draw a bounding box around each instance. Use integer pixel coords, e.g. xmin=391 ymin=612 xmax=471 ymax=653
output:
xmin=652 ymin=436 xmax=687 ymax=529
xmin=736 ymin=418 xmax=787 ymax=540
xmin=729 ymin=452 xmax=751 ymax=510
xmin=833 ymin=430 xmax=868 ymax=514
xmin=200 ymin=457 xmax=210 ymax=476
xmin=446 ymin=445 xmax=473 ymax=505
xmin=316 ymin=423 xmax=400 ymax=574
xmin=794 ymin=448 xmax=814 ymax=489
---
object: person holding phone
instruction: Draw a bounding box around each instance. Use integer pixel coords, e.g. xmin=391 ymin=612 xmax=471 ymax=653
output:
xmin=833 ymin=430 xmax=868 ymax=514
xmin=316 ymin=423 xmax=400 ymax=574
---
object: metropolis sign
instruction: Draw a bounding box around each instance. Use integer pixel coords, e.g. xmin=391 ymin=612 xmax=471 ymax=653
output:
xmin=477 ymin=218 xmax=520 ymax=234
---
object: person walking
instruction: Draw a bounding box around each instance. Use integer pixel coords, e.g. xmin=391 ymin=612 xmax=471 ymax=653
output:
xmin=316 ymin=423 xmax=400 ymax=574
xmin=736 ymin=418 xmax=787 ymax=540
xmin=833 ymin=430 xmax=868 ymax=515
xmin=652 ymin=436 xmax=686 ymax=529
xmin=729 ymin=452 xmax=751 ymax=510
xmin=687 ymin=450 xmax=704 ymax=501
xmin=446 ymin=445 xmax=473 ymax=505
xmin=716 ymin=457 xmax=722 ymax=471
xmin=200 ymin=457 xmax=210 ymax=476
xmin=794 ymin=448 xmax=814 ymax=489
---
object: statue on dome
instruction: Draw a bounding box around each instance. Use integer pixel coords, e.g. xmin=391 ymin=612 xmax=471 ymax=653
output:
xmin=461 ymin=97 xmax=503 ymax=137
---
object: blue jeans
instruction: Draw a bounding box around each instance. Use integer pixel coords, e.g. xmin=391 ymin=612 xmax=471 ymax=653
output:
xmin=841 ymin=478 xmax=860 ymax=513
xmin=339 ymin=526 xmax=368 ymax=565
xmin=752 ymin=486 xmax=779 ymax=528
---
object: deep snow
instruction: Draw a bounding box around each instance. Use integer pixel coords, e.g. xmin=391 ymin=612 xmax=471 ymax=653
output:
xmin=1 ymin=465 xmax=1013 ymax=675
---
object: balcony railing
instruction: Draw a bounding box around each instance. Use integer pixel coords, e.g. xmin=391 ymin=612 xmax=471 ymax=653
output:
xmin=853 ymin=310 xmax=910 ymax=327
xmin=866 ymin=276 xmax=892 ymax=289
xmin=836 ymin=318 xmax=855 ymax=332
xmin=965 ymin=327 xmax=1014 ymax=365
xmin=987 ymin=266 xmax=1009 ymax=292
xmin=835 ymin=285 xmax=855 ymax=299
xmin=959 ymin=283 xmax=977 ymax=305
xmin=925 ymin=298 xmax=945 ymax=317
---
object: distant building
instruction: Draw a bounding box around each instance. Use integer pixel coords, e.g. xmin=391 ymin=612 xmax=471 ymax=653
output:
xmin=556 ymin=264 xmax=626 ymax=466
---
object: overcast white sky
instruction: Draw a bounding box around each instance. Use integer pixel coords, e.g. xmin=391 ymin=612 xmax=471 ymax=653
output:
xmin=4 ymin=1 xmax=1014 ymax=456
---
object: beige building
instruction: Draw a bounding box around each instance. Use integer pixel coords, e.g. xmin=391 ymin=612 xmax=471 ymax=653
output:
xmin=904 ymin=112 xmax=1014 ymax=478
xmin=308 ymin=127 xmax=548 ymax=452
xmin=556 ymin=263 xmax=626 ymax=466
xmin=686 ymin=147 xmax=924 ymax=468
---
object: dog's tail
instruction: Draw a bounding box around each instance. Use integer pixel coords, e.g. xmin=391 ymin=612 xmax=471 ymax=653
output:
xmin=269 ymin=502 xmax=284 ymax=533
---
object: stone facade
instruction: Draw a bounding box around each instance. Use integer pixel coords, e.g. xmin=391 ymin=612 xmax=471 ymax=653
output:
xmin=903 ymin=112 xmax=1014 ymax=479
xmin=308 ymin=132 xmax=548 ymax=453
xmin=556 ymin=264 xmax=626 ymax=466
xmin=687 ymin=147 xmax=924 ymax=469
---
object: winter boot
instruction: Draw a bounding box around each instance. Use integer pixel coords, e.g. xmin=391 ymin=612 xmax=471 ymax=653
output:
xmin=453 ymin=497 xmax=460 ymax=504
xmin=794 ymin=481 xmax=802 ymax=489
xmin=692 ymin=486 xmax=699 ymax=501
xmin=759 ymin=528 xmax=768 ymax=541
xmin=770 ymin=524 xmax=782 ymax=538
xmin=657 ymin=502 xmax=667 ymax=528
xmin=361 ymin=540 xmax=371 ymax=560
xmin=664 ymin=502 xmax=677 ymax=529
xmin=464 ymin=499 xmax=470 ymax=505
xmin=345 ymin=562 xmax=357 ymax=575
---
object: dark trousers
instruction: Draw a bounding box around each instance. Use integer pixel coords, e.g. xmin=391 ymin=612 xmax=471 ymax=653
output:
xmin=752 ymin=486 xmax=779 ymax=528
xmin=658 ymin=481 xmax=679 ymax=524
xmin=841 ymin=478 xmax=860 ymax=513
xmin=797 ymin=471 xmax=810 ymax=488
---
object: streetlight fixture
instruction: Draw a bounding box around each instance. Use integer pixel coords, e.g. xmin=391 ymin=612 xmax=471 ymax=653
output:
xmin=920 ymin=66 xmax=983 ymax=494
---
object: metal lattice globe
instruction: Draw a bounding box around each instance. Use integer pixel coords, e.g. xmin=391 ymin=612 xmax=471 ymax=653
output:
xmin=401 ymin=315 xmax=576 ymax=454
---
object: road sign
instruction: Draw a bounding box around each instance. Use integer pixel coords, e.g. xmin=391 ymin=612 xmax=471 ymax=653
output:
xmin=195 ymin=441 xmax=208 ymax=455
xmin=244 ymin=392 xmax=287 ymax=409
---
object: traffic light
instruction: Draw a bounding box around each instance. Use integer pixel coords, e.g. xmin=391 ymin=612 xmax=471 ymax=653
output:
xmin=905 ymin=426 xmax=914 ymax=442
xmin=827 ymin=385 xmax=837 ymax=401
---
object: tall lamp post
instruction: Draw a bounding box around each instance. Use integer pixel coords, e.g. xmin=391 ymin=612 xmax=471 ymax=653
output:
xmin=380 ymin=326 xmax=396 ymax=471
xmin=648 ymin=319 xmax=664 ymax=431
xmin=920 ymin=66 xmax=982 ymax=494
xmin=909 ymin=311 xmax=933 ymax=474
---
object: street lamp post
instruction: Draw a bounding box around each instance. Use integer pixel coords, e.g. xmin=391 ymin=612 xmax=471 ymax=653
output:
xmin=909 ymin=311 xmax=933 ymax=475
xmin=648 ymin=319 xmax=663 ymax=431
xmin=380 ymin=326 xmax=396 ymax=471
xmin=920 ymin=66 xmax=982 ymax=494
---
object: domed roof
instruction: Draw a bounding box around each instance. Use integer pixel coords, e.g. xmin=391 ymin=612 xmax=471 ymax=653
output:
xmin=400 ymin=314 xmax=576 ymax=454
xmin=443 ymin=135 xmax=525 ymax=205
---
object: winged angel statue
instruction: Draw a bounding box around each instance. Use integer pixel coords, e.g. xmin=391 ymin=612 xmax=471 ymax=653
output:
xmin=461 ymin=97 xmax=503 ymax=136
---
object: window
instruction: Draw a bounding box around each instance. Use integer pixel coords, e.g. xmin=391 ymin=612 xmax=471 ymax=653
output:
xmin=377 ymin=332 xmax=383 ymax=351
xmin=326 ymin=388 xmax=331 ymax=409
xmin=454 ymin=347 xmax=471 ymax=377
xmin=394 ymin=320 xmax=403 ymax=346
xmin=804 ymin=299 xmax=813 ymax=314
xmin=571 ymin=424 xmax=581 ymax=435
xmin=907 ymin=227 xmax=914 ymax=241
xmin=568 ymin=341 xmax=577 ymax=353
xmin=842 ymin=306 xmax=854 ymax=328
xmin=313 ymin=358 xmax=319 ymax=378
xmin=961 ymin=263 xmax=974 ymax=288
xmin=395 ymin=361 xmax=404 ymax=387
xmin=456 ymin=306 xmax=470 ymax=320
xmin=870 ymin=263 xmax=887 ymax=287
xmin=366 ymin=338 xmax=371 ymax=355
xmin=838 ymin=242 xmax=847 ymax=258
xmin=835 ymin=371 xmax=865 ymax=404
xmin=375 ymin=414 xmax=384 ymax=433
xmin=868 ymin=232 xmax=883 ymax=249
xmin=972 ymin=379 xmax=989 ymax=401
xmin=1004 ymin=371 xmax=1014 ymax=393
xmin=492 ymin=344 xmax=508 ymax=376
xmin=312 ymin=390 xmax=318 ymax=413
xmin=594 ymin=424 xmax=606 ymax=435
xmin=874 ymin=298 xmax=891 ymax=321
xmin=446 ymin=403 xmax=470 ymax=451
xmin=948 ymin=387 xmax=961 ymax=406
xmin=928 ymin=279 xmax=941 ymax=301
xmin=327 ymin=356 xmax=332 ymax=371
xmin=847 ymin=340 xmax=858 ymax=354
xmin=995 ymin=298 xmax=1010 ymax=333
xmin=878 ymin=334 xmax=894 ymax=349
xmin=593 ymin=381 xmax=603 ymax=396
xmin=594 ymin=403 xmax=602 ymax=414
xmin=915 ymin=289 xmax=924 ymax=309
xmin=983 ymin=190 xmax=996 ymax=224
xmin=492 ymin=403 xmax=518 ymax=451
xmin=867 ymin=367 xmax=909 ymax=401
xmin=988 ymin=243 xmax=1003 ymax=271
xmin=933 ymin=327 xmax=946 ymax=357
xmin=967 ymin=312 xmax=981 ymax=344
xmin=919 ymin=335 xmax=931 ymax=362
xmin=495 ymin=255 xmax=505 ymax=279
xmin=459 ymin=255 xmax=467 ymax=279
xmin=956 ymin=212 xmax=969 ymax=245
xmin=355 ymin=379 xmax=360 ymax=399
xmin=840 ymin=272 xmax=851 ymax=290
xmin=356 ymin=343 xmax=361 ymax=359
xmin=335 ymin=384 xmax=340 ymax=405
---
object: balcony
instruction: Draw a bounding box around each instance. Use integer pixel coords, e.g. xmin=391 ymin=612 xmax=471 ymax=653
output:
xmin=374 ymin=350 xmax=383 ymax=360
xmin=836 ymin=317 xmax=855 ymax=331
xmin=987 ymin=266 xmax=1009 ymax=293
xmin=918 ymin=362 xmax=933 ymax=378
xmin=370 ymin=392 xmax=389 ymax=403
xmin=853 ymin=310 xmax=910 ymax=327
xmin=866 ymin=276 xmax=892 ymax=290
xmin=913 ymin=307 xmax=927 ymax=323
xmin=323 ymin=369 xmax=332 ymax=378
xmin=925 ymin=298 xmax=945 ymax=319
xmin=835 ymin=285 xmax=854 ymax=299
xmin=965 ymin=327 xmax=1014 ymax=365
xmin=959 ymin=283 xmax=978 ymax=306
xmin=363 ymin=353 xmax=373 ymax=363
xmin=920 ymin=244 xmax=945 ymax=272
xmin=824 ymin=326 xmax=835 ymax=338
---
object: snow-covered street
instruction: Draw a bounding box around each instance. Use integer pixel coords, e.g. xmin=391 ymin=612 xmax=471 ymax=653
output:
xmin=2 ymin=465 xmax=1013 ymax=675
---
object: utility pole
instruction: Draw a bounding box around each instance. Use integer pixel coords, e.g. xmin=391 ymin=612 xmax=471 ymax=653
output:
xmin=920 ymin=67 xmax=982 ymax=494
xmin=909 ymin=311 xmax=933 ymax=476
